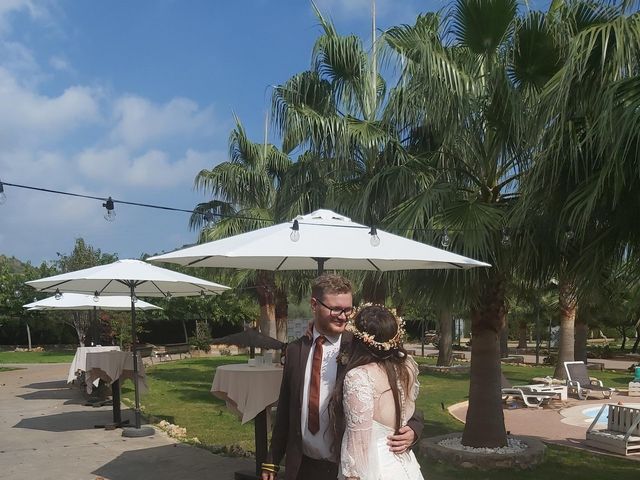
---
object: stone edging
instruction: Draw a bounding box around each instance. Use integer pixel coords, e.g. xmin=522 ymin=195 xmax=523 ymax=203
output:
xmin=419 ymin=433 xmax=546 ymax=470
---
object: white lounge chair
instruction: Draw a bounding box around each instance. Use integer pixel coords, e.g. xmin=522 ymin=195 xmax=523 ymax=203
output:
xmin=564 ymin=361 xmax=614 ymax=400
xmin=501 ymin=374 xmax=562 ymax=408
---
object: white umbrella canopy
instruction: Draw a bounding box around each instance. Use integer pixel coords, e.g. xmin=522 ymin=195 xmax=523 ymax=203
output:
xmin=25 ymin=259 xmax=230 ymax=297
xmin=25 ymin=259 xmax=230 ymax=434
xmin=24 ymin=293 xmax=162 ymax=311
xmin=148 ymin=209 xmax=491 ymax=273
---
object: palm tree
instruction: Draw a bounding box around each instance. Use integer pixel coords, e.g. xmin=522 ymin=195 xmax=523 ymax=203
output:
xmin=190 ymin=118 xmax=291 ymax=339
xmin=519 ymin=0 xmax=640 ymax=377
xmin=379 ymin=0 xmax=547 ymax=447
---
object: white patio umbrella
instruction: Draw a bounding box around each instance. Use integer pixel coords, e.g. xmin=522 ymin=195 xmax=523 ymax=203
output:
xmin=148 ymin=209 xmax=491 ymax=274
xmin=24 ymin=292 xmax=162 ymax=311
xmin=26 ymin=259 xmax=230 ymax=435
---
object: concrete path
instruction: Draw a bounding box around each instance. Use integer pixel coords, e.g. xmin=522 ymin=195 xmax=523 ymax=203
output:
xmin=0 ymin=363 xmax=254 ymax=480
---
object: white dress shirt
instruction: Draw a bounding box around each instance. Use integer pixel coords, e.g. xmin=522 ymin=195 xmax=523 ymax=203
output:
xmin=301 ymin=330 xmax=341 ymax=461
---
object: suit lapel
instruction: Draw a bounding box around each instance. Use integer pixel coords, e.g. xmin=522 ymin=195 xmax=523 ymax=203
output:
xmin=298 ymin=335 xmax=312 ymax=408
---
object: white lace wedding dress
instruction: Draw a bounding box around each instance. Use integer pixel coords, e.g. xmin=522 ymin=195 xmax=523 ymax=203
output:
xmin=339 ymin=358 xmax=424 ymax=480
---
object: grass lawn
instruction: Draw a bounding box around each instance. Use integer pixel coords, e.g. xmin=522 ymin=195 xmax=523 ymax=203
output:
xmin=121 ymin=356 xmax=639 ymax=479
xmin=0 ymin=350 xmax=75 ymax=364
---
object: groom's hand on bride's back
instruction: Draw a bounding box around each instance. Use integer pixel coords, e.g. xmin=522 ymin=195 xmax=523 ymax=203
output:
xmin=387 ymin=425 xmax=416 ymax=453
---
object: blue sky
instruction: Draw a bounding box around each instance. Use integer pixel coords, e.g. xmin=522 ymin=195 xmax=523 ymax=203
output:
xmin=0 ymin=0 xmax=548 ymax=265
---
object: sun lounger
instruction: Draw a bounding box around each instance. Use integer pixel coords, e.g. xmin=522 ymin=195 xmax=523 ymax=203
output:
xmin=564 ymin=361 xmax=614 ymax=400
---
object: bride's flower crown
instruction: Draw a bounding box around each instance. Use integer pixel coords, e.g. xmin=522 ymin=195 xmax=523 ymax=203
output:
xmin=345 ymin=303 xmax=406 ymax=352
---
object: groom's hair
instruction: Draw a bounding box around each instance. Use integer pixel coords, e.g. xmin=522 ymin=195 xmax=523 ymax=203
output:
xmin=311 ymin=274 xmax=352 ymax=299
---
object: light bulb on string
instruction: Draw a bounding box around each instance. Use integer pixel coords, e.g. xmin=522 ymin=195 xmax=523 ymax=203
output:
xmin=131 ymin=295 xmax=138 ymax=303
xmin=103 ymin=196 xmax=116 ymax=222
xmin=290 ymin=219 xmax=300 ymax=242
xmin=93 ymin=291 xmax=100 ymax=302
xmin=200 ymin=290 xmax=206 ymax=298
xmin=369 ymin=226 xmax=380 ymax=247
xmin=203 ymin=211 xmax=215 ymax=228
xmin=54 ymin=289 xmax=62 ymax=300
xmin=441 ymin=228 xmax=450 ymax=248
xmin=501 ymin=228 xmax=511 ymax=247
xmin=165 ymin=292 xmax=172 ymax=301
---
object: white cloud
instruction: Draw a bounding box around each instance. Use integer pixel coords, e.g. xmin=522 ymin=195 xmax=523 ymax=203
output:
xmin=0 ymin=0 xmax=52 ymax=37
xmin=0 ymin=40 xmax=39 ymax=78
xmin=314 ymin=0 xmax=442 ymax=26
xmin=49 ymin=54 xmax=72 ymax=73
xmin=76 ymin=147 xmax=224 ymax=188
xmin=0 ymin=149 xmax=72 ymax=187
xmin=0 ymin=68 xmax=101 ymax=148
xmin=109 ymin=95 xmax=219 ymax=149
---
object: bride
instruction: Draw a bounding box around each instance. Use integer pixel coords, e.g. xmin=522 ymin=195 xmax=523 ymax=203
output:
xmin=330 ymin=305 xmax=424 ymax=480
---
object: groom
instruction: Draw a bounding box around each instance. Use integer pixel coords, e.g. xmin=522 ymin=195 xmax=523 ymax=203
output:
xmin=261 ymin=274 xmax=423 ymax=480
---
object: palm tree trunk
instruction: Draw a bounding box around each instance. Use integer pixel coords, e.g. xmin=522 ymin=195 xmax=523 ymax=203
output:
xmin=26 ymin=321 xmax=32 ymax=351
xmin=256 ymin=270 xmax=277 ymax=338
xmin=462 ymin=273 xmax=507 ymax=448
xmin=517 ymin=317 xmax=528 ymax=349
xmin=500 ymin=322 xmax=509 ymax=358
xmin=632 ymin=329 xmax=640 ymax=353
xmin=574 ymin=307 xmax=589 ymax=363
xmin=437 ymin=307 xmax=453 ymax=367
xmin=553 ymin=278 xmax=577 ymax=380
xmin=275 ymin=287 xmax=288 ymax=342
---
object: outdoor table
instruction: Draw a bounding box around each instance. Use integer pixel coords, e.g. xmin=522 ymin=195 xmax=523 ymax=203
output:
xmin=67 ymin=345 xmax=120 ymax=384
xmin=211 ymin=363 xmax=283 ymax=480
xmin=85 ymin=351 xmax=148 ymax=428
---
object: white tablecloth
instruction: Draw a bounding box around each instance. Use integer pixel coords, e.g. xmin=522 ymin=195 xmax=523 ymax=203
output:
xmin=84 ymin=351 xmax=148 ymax=394
xmin=211 ymin=364 xmax=283 ymax=424
xmin=67 ymin=346 xmax=120 ymax=384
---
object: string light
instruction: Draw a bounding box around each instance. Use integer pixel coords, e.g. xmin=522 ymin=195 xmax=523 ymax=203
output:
xmin=103 ymin=197 xmax=116 ymax=222
xmin=54 ymin=289 xmax=62 ymax=300
xmin=1 ymin=179 xmax=577 ymax=244
xmin=93 ymin=291 xmax=100 ymax=302
xmin=369 ymin=226 xmax=380 ymax=247
xmin=441 ymin=228 xmax=450 ymax=248
xmin=289 ymin=219 xmax=300 ymax=242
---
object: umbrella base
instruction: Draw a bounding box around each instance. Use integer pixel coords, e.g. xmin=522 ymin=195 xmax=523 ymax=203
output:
xmin=121 ymin=425 xmax=155 ymax=437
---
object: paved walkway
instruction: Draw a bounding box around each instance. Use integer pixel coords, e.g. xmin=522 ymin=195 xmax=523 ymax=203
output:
xmin=0 ymin=363 xmax=253 ymax=480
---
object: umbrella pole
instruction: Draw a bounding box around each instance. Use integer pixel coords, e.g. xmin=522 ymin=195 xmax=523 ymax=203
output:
xmin=122 ymin=283 xmax=155 ymax=438
xmin=130 ymin=284 xmax=141 ymax=429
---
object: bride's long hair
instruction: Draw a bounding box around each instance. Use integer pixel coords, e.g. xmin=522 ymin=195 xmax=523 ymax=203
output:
xmin=328 ymin=305 xmax=410 ymax=456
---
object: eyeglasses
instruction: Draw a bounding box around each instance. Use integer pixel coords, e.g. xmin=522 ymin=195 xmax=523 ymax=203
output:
xmin=313 ymin=297 xmax=354 ymax=318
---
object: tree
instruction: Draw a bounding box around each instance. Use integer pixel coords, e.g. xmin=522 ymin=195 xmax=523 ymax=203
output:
xmin=55 ymin=238 xmax=118 ymax=346
xmin=190 ymin=118 xmax=291 ymax=340
xmin=519 ymin=0 xmax=640 ymax=377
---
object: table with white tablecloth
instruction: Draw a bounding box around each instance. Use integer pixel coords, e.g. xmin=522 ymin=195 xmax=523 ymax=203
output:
xmin=211 ymin=363 xmax=283 ymax=424
xmin=67 ymin=345 xmax=120 ymax=384
xmin=211 ymin=363 xmax=283 ymax=479
xmin=85 ymin=350 xmax=148 ymax=394
xmin=84 ymin=350 xmax=148 ymax=428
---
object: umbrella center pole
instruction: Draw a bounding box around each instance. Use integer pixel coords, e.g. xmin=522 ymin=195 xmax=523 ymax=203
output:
xmin=129 ymin=284 xmax=142 ymax=429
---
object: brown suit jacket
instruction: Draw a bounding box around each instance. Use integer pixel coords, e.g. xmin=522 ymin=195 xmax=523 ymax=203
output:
xmin=268 ymin=332 xmax=424 ymax=480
